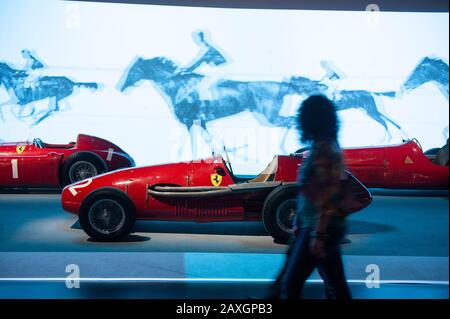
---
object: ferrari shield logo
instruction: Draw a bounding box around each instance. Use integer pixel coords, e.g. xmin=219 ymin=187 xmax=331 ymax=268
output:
xmin=210 ymin=173 xmax=222 ymax=187
xmin=405 ymin=156 xmax=414 ymax=164
xmin=16 ymin=145 xmax=25 ymax=154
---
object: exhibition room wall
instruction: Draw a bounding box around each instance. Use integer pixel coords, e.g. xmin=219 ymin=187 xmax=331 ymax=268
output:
xmin=0 ymin=0 xmax=448 ymax=174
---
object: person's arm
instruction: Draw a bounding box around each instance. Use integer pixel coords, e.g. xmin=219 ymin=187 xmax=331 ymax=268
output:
xmin=183 ymin=59 xmax=204 ymax=73
xmin=30 ymin=55 xmax=44 ymax=70
xmin=181 ymin=31 xmax=209 ymax=73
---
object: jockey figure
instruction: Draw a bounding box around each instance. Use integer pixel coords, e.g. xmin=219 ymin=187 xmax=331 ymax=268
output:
xmin=21 ymin=49 xmax=45 ymax=90
xmin=176 ymin=31 xmax=228 ymax=101
xmin=319 ymin=60 xmax=345 ymax=100
xmin=183 ymin=31 xmax=227 ymax=73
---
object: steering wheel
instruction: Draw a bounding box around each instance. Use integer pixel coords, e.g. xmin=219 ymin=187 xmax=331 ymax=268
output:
xmin=33 ymin=138 xmax=44 ymax=148
xmin=411 ymin=138 xmax=423 ymax=151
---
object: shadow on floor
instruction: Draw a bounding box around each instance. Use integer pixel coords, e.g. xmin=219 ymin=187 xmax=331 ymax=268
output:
xmin=0 ymin=281 xmax=447 ymax=299
xmin=72 ymin=220 xmax=269 ymax=236
xmin=347 ymin=220 xmax=397 ymax=235
xmin=72 ymin=219 xmax=396 ymax=237
xmin=87 ymin=234 xmax=151 ymax=243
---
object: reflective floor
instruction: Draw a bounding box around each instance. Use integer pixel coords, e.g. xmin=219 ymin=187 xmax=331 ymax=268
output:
xmin=0 ymin=190 xmax=448 ymax=298
xmin=1 ymin=281 xmax=448 ymax=299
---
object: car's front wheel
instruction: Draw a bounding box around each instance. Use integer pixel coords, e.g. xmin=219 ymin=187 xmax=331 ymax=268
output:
xmin=262 ymin=186 xmax=301 ymax=244
xmin=79 ymin=191 xmax=136 ymax=241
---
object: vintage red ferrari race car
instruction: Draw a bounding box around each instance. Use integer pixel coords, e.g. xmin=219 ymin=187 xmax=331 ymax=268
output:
xmin=61 ymin=139 xmax=447 ymax=243
xmin=0 ymin=134 xmax=134 ymax=189
xmin=316 ymin=138 xmax=448 ymax=189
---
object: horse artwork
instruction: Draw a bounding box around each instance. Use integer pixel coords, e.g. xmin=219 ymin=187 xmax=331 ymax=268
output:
xmin=0 ymin=61 xmax=99 ymax=126
xmin=120 ymin=32 xmax=435 ymax=157
xmin=287 ymin=76 xmax=401 ymax=140
xmin=401 ymin=56 xmax=449 ymax=99
xmin=119 ymin=55 xmax=299 ymax=156
xmin=399 ymin=56 xmax=449 ymax=139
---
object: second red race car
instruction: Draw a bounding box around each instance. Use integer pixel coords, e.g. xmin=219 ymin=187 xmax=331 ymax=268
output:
xmin=297 ymin=138 xmax=449 ymax=189
xmin=0 ymin=134 xmax=135 ymax=189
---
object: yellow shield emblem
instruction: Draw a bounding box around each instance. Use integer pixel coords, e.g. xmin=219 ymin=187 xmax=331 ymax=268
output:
xmin=210 ymin=173 xmax=223 ymax=187
xmin=16 ymin=145 xmax=25 ymax=154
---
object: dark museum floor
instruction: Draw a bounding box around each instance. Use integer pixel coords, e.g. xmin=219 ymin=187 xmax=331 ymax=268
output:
xmin=0 ymin=190 xmax=448 ymax=298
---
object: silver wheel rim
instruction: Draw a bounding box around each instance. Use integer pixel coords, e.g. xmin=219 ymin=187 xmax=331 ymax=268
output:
xmin=275 ymin=198 xmax=299 ymax=234
xmin=69 ymin=161 xmax=97 ymax=183
xmin=88 ymin=199 xmax=126 ymax=235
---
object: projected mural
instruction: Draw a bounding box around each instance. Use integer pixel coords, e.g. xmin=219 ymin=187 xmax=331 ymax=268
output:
xmin=0 ymin=0 xmax=448 ymax=173
xmin=119 ymin=31 xmax=302 ymax=155
xmin=0 ymin=51 xmax=99 ymax=126
xmin=118 ymin=31 xmax=448 ymax=155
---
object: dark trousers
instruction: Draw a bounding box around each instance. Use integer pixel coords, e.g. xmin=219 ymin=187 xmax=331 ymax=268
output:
xmin=280 ymin=228 xmax=352 ymax=299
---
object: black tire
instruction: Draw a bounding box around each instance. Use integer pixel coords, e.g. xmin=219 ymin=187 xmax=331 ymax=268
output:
xmin=79 ymin=188 xmax=136 ymax=242
xmin=61 ymin=152 xmax=107 ymax=186
xmin=262 ymin=185 xmax=300 ymax=244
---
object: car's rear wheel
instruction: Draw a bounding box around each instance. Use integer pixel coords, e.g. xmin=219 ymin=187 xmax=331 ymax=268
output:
xmin=62 ymin=152 xmax=106 ymax=186
xmin=79 ymin=191 xmax=136 ymax=241
xmin=69 ymin=161 xmax=97 ymax=182
xmin=262 ymin=186 xmax=301 ymax=244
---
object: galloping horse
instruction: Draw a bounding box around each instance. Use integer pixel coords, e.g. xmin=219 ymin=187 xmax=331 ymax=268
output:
xmin=119 ymin=56 xmax=297 ymax=155
xmin=0 ymin=62 xmax=98 ymax=126
xmin=401 ymin=56 xmax=449 ymax=99
xmin=289 ymin=76 xmax=401 ymax=139
xmin=119 ymin=56 xmax=405 ymax=155
xmin=400 ymin=56 xmax=449 ymax=139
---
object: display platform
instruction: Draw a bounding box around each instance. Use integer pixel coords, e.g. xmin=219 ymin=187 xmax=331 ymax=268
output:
xmin=0 ymin=192 xmax=448 ymax=298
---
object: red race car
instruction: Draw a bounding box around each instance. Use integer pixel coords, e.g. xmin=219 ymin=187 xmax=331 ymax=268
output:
xmin=362 ymin=139 xmax=449 ymax=188
xmin=61 ymin=139 xmax=446 ymax=243
xmin=299 ymin=138 xmax=449 ymax=189
xmin=0 ymin=134 xmax=135 ymax=189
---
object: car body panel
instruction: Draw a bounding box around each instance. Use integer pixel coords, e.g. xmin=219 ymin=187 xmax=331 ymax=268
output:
xmin=345 ymin=141 xmax=448 ymax=188
xmin=0 ymin=134 xmax=134 ymax=188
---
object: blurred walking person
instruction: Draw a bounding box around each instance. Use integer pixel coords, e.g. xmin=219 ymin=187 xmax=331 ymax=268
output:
xmin=280 ymin=95 xmax=352 ymax=299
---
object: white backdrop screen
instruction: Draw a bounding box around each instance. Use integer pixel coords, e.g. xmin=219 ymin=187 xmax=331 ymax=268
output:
xmin=0 ymin=0 xmax=448 ymax=174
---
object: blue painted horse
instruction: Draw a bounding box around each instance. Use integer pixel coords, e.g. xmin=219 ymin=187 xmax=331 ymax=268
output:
xmin=400 ymin=56 xmax=449 ymax=99
xmin=119 ymin=56 xmax=298 ymax=155
xmin=400 ymin=56 xmax=449 ymax=139
xmin=0 ymin=62 xmax=98 ymax=126
xmin=119 ymin=55 xmax=407 ymax=157
xmin=288 ymin=76 xmax=401 ymax=139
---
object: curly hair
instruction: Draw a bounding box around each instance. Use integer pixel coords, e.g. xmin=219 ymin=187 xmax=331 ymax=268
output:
xmin=297 ymin=95 xmax=340 ymax=143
